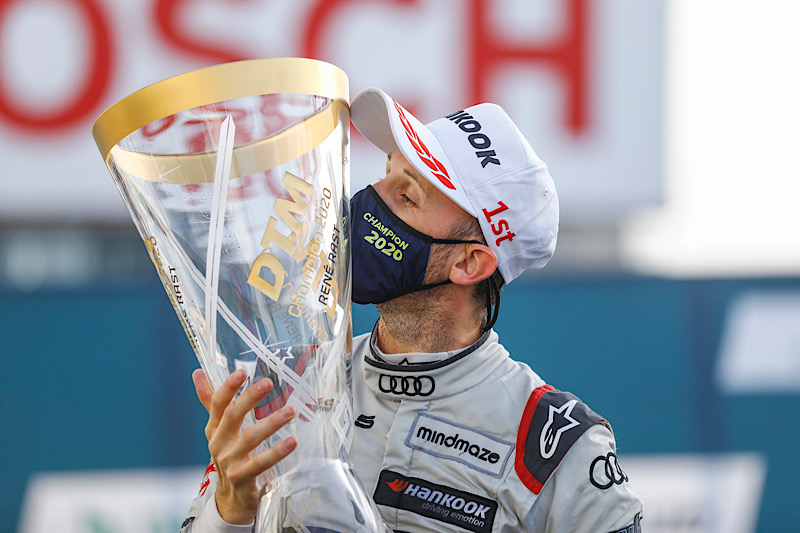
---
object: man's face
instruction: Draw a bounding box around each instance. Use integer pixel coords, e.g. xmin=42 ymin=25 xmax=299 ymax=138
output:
xmin=372 ymin=150 xmax=469 ymax=240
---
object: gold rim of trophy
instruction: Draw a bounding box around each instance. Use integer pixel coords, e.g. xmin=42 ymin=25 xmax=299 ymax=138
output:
xmin=92 ymin=58 xmax=350 ymax=183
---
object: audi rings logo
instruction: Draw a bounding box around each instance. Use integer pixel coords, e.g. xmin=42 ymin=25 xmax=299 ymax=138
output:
xmin=378 ymin=374 xmax=435 ymax=397
xmin=589 ymin=452 xmax=629 ymax=490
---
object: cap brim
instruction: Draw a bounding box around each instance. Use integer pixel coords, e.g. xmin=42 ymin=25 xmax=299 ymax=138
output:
xmin=351 ymin=88 xmax=476 ymax=217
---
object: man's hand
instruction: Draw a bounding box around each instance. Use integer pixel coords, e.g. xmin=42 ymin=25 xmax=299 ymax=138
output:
xmin=192 ymin=368 xmax=298 ymax=525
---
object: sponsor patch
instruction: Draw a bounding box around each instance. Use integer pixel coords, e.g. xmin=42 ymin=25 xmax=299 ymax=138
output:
xmin=445 ymin=109 xmax=502 ymax=168
xmin=374 ymin=470 xmax=498 ymax=533
xmin=609 ymin=512 xmax=642 ymax=533
xmin=515 ymin=385 xmax=609 ymax=494
xmin=405 ymin=412 xmax=514 ymax=477
xmin=355 ymin=414 xmax=375 ymax=429
xmin=378 ymin=374 xmax=435 ymax=397
xmin=393 ymin=100 xmax=455 ymax=189
xmin=590 ymin=452 xmax=629 ymax=490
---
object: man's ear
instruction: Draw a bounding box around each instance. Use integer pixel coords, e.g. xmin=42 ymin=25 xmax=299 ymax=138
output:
xmin=449 ymin=243 xmax=498 ymax=286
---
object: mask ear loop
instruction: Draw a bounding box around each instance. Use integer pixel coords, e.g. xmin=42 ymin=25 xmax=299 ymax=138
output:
xmin=483 ymin=272 xmax=502 ymax=332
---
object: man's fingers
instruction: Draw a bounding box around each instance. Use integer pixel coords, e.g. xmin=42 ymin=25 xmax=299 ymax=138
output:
xmin=206 ymin=369 xmax=248 ymax=438
xmin=210 ymin=404 xmax=295 ymax=481
xmin=229 ymin=436 xmax=298 ymax=484
xmin=215 ymin=378 xmax=274 ymax=437
xmin=237 ymin=405 xmax=296 ymax=453
xmin=192 ymin=368 xmax=213 ymax=413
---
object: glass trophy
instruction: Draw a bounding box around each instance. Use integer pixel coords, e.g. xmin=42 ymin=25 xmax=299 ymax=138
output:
xmin=93 ymin=58 xmax=389 ymax=532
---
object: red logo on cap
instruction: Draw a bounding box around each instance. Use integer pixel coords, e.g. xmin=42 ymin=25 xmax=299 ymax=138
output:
xmin=393 ymin=100 xmax=455 ymax=190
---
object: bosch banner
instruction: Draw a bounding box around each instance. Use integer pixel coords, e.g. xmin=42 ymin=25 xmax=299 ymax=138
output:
xmin=0 ymin=0 xmax=663 ymax=224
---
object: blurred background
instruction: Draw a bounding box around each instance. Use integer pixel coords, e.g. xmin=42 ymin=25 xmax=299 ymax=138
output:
xmin=1 ymin=0 xmax=798 ymax=531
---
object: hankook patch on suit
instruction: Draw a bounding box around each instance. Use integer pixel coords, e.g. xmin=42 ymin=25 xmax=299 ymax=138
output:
xmin=373 ymin=470 xmax=497 ymax=533
xmin=515 ymin=385 xmax=609 ymax=494
xmin=405 ymin=412 xmax=514 ymax=477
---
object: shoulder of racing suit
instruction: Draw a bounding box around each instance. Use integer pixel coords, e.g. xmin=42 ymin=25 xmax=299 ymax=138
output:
xmin=515 ymin=384 xmax=611 ymax=495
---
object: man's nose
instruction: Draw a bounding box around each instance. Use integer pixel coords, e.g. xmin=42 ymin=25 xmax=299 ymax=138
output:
xmin=371 ymin=177 xmax=391 ymax=201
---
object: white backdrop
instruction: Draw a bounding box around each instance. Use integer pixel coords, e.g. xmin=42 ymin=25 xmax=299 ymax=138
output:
xmin=0 ymin=0 xmax=663 ymax=224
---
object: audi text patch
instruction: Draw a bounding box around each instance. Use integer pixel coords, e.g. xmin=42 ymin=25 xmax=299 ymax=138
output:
xmin=374 ymin=470 xmax=497 ymax=533
xmin=405 ymin=412 xmax=514 ymax=477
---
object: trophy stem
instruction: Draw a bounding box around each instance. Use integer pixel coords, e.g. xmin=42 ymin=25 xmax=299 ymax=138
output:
xmin=204 ymin=116 xmax=236 ymax=366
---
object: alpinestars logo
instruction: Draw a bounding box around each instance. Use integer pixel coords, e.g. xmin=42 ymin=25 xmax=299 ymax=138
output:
xmin=374 ymin=470 xmax=498 ymax=533
xmin=516 ymin=385 xmax=608 ymax=495
xmin=539 ymin=399 xmax=580 ymax=459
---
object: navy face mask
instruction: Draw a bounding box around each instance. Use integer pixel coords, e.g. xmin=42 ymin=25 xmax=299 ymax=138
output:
xmin=350 ymin=185 xmax=480 ymax=305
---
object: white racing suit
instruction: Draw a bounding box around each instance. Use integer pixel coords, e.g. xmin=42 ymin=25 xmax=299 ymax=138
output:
xmin=181 ymin=329 xmax=643 ymax=532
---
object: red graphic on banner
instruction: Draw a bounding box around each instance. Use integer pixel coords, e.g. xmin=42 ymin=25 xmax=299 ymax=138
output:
xmin=0 ymin=0 xmax=591 ymax=136
xmin=0 ymin=0 xmax=113 ymax=132
xmin=468 ymin=0 xmax=589 ymax=133
xmin=303 ymin=0 xmax=590 ymax=135
xmin=153 ymin=0 xmax=250 ymax=64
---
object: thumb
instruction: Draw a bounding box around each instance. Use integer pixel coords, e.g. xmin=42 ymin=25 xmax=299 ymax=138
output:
xmin=192 ymin=368 xmax=213 ymax=413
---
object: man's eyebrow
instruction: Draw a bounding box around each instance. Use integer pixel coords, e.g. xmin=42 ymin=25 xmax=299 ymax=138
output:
xmin=403 ymin=167 xmax=425 ymax=184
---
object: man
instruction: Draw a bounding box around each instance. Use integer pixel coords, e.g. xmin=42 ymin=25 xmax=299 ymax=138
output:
xmin=181 ymin=88 xmax=643 ymax=532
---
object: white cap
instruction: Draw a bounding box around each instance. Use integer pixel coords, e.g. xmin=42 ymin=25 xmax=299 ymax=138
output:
xmin=351 ymin=88 xmax=559 ymax=283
